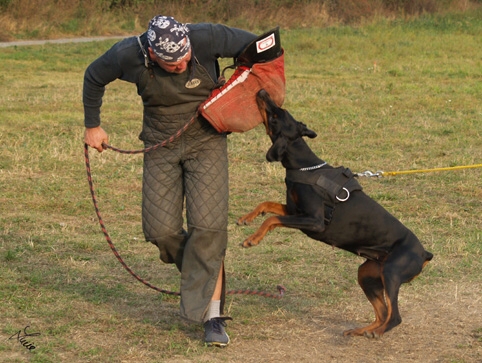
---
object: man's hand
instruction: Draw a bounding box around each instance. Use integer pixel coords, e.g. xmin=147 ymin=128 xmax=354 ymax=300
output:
xmin=84 ymin=126 xmax=108 ymax=152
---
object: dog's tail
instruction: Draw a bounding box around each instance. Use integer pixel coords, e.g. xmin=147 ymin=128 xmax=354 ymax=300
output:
xmin=424 ymin=250 xmax=434 ymax=262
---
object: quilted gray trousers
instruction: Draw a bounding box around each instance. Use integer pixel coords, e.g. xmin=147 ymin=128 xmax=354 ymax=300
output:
xmin=142 ymin=117 xmax=228 ymax=323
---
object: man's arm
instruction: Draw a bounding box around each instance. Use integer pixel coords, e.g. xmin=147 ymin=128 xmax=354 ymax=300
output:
xmin=207 ymin=24 xmax=257 ymax=59
xmin=83 ymin=45 xmax=124 ymax=129
xmin=82 ymin=37 xmax=140 ymax=151
xmin=188 ymin=23 xmax=257 ymax=81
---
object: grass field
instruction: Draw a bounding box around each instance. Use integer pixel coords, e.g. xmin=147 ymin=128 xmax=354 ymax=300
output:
xmin=1 ymin=13 xmax=481 ymax=363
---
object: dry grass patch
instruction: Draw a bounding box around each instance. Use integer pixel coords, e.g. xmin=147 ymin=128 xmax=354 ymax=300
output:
xmin=1 ymin=16 xmax=481 ymax=362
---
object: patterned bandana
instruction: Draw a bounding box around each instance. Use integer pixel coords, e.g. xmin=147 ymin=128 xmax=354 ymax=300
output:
xmin=147 ymin=15 xmax=191 ymax=63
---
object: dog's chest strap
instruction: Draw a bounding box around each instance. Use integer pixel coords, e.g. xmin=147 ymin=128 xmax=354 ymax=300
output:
xmin=286 ymin=166 xmax=363 ymax=204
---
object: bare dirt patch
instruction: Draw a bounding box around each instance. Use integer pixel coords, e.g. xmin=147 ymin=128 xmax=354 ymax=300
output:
xmin=185 ymin=280 xmax=481 ymax=363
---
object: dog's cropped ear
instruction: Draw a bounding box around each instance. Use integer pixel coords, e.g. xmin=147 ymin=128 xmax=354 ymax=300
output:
xmin=300 ymin=122 xmax=317 ymax=139
xmin=266 ymin=136 xmax=288 ymax=162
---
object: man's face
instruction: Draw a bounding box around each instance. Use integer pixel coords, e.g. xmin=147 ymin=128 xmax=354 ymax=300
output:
xmin=148 ymin=46 xmax=192 ymax=74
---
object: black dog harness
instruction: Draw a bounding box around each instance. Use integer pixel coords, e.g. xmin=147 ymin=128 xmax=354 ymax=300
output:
xmin=286 ymin=165 xmax=363 ymax=225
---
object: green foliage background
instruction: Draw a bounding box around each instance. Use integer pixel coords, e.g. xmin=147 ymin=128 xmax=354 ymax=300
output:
xmin=1 ymin=0 xmax=481 ymax=41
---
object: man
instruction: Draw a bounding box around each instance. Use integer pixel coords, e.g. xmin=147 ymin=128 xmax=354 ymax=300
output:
xmin=83 ymin=15 xmax=257 ymax=347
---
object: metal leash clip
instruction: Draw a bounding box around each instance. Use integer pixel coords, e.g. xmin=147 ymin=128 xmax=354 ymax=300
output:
xmin=355 ymin=170 xmax=384 ymax=178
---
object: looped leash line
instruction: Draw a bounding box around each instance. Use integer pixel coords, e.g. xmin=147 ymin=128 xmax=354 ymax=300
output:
xmin=356 ymin=163 xmax=482 ymax=178
xmin=84 ymin=143 xmax=182 ymax=296
xmin=101 ymin=115 xmax=197 ymax=154
xmin=84 ymin=118 xmax=285 ymax=300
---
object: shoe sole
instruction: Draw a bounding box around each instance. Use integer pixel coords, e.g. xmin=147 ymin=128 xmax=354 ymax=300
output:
xmin=205 ymin=340 xmax=230 ymax=348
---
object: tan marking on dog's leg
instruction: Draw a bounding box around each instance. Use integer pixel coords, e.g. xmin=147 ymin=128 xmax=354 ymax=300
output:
xmin=407 ymin=258 xmax=432 ymax=283
xmin=344 ymin=260 xmax=388 ymax=337
xmin=241 ymin=216 xmax=283 ymax=247
xmin=237 ymin=202 xmax=287 ymax=225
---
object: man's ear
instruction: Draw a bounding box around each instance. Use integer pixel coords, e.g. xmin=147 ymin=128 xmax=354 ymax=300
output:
xmin=266 ymin=136 xmax=288 ymax=162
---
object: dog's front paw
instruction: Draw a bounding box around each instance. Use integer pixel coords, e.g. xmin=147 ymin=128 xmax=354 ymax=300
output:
xmin=237 ymin=210 xmax=266 ymax=225
xmin=236 ymin=217 xmax=249 ymax=226
xmin=241 ymin=236 xmax=260 ymax=248
xmin=237 ymin=213 xmax=257 ymax=226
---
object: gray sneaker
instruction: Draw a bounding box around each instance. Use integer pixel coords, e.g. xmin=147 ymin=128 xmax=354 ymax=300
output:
xmin=203 ymin=317 xmax=232 ymax=347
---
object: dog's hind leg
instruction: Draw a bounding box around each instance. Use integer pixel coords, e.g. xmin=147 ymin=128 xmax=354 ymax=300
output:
xmin=366 ymin=236 xmax=433 ymax=338
xmin=344 ymin=259 xmax=388 ymax=337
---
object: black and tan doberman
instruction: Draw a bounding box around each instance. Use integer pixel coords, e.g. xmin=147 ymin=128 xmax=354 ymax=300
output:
xmin=237 ymin=89 xmax=433 ymax=338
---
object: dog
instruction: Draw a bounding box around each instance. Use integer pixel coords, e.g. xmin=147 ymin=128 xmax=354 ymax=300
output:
xmin=237 ymin=89 xmax=433 ymax=338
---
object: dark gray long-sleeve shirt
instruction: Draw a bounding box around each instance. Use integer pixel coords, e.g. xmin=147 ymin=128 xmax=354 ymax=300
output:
xmin=83 ymin=23 xmax=257 ymax=128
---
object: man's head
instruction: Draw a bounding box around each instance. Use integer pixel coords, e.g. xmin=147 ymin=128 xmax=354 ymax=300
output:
xmin=147 ymin=15 xmax=191 ymax=73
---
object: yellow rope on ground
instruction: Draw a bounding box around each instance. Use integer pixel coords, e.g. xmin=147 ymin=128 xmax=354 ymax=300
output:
xmin=381 ymin=164 xmax=482 ymax=176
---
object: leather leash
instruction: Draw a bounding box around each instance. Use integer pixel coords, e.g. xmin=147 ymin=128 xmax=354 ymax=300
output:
xmin=83 ymin=117 xmax=285 ymax=299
